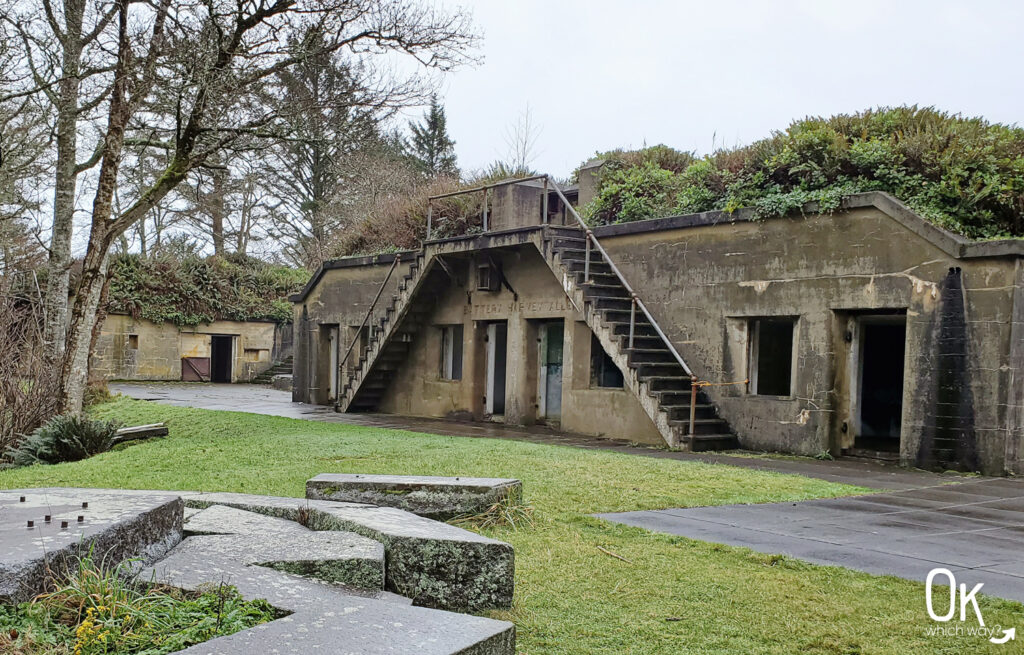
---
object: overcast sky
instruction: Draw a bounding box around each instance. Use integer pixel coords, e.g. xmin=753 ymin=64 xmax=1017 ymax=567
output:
xmin=425 ymin=0 xmax=1024 ymax=178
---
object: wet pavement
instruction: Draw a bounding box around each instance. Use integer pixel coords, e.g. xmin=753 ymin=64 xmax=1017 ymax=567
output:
xmin=113 ymin=382 xmax=963 ymax=491
xmin=600 ymin=477 xmax=1024 ymax=602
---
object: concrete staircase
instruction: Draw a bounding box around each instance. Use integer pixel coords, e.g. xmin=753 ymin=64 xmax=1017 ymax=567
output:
xmin=541 ymin=225 xmax=739 ymax=452
xmin=338 ymin=252 xmax=437 ymax=412
xmin=253 ymin=355 xmax=293 ymax=384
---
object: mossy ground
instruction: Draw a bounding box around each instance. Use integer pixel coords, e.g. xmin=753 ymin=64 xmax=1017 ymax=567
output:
xmin=2 ymin=398 xmax=1021 ymax=654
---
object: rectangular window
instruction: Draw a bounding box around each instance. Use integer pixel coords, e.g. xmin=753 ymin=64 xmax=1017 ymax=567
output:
xmin=127 ymin=334 xmax=139 ymax=349
xmin=590 ymin=333 xmax=623 ymax=388
xmin=439 ymin=325 xmax=464 ymax=380
xmin=749 ymin=318 xmax=796 ymax=396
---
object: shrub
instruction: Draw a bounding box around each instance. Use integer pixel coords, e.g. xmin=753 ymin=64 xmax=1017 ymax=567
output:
xmin=5 ymin=414 xmax=122 ymax=467
xmin=105 ymin=252 xmax=309 ymax=327
xmin=581 ymin=106 xmax=1024 ymax=239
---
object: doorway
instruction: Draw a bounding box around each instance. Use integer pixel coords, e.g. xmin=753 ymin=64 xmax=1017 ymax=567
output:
xmin=855 ymin=317 xmax=906 ymax=453
xmin=485 ymin=321 xmax=508 ymax=417
xmin=210 ymin=335 xmax=233 ymax=383
xmin=327 ymin=326 xmax=339 ymax=402
xmin=538 ymin=320 xmax=564 ymax=423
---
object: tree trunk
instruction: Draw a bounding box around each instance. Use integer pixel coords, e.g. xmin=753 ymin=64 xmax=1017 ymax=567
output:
xmin=61 ymin=246 xmax=109 ymax=412
xmin=43 ymin=0 xmax=86 ymax=366
xmin=211 ymin=168 xmax=226 ymax=254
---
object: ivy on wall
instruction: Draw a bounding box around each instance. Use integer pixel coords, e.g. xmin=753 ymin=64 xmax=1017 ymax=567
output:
xmin=106 ymin=253 xmax=309 ymax=327
xmin=582 ymin=106 xmax=1024 ymax=239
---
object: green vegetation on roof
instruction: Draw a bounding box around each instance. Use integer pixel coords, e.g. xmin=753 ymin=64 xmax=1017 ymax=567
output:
xmin=582 ymin=106 xmax=1024 ymax=239
xmin=106 ymin=252 xmax=309 ymax=327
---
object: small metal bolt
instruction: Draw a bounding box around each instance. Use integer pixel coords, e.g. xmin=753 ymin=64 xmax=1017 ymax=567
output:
xmin=81 ymin=502 xmax=88 ymax=509
xmin=44 ymin=515 xmax=51 ymax=522
xmin=60 ymin=521 xmax=68 ymax=529
xmin=77 ymin=516 xmax=84 ymax=523
xmin=27 ymin=520 xmax=34 ymax=528
xmin=19 ymin=496 xmax=25 ymax=502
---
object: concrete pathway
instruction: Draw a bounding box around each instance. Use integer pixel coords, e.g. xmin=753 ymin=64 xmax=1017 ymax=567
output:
xmin=600 ymin=477 xmax=1024 ymax=602
xmin=112 ymin=382 xmax=959 ymax=491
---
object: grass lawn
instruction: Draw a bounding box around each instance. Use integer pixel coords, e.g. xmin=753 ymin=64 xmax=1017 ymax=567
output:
xmin=2 ymin=398 xmax=1020 ymax=654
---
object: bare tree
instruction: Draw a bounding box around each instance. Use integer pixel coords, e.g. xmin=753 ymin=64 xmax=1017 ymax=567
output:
xmin=3 ymin=0 xmax=479 ymax=412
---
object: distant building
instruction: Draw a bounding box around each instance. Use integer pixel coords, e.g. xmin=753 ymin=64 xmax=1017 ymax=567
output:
xmin=91 ymin=314 xmax=291 ymax=383
xmin=291 ymin=167 xmax=1024 ymax=476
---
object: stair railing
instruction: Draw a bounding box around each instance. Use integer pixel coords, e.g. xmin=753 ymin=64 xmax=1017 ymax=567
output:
xmin=337 ymin=253 xmax=403 ymax=398
xmin=546 ymin=178 xmax=694 ymax=378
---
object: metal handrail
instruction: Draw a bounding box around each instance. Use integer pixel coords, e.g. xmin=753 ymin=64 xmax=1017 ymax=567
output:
xmin=337 ymin=254 xmax=403 ymax=392
xmin=546 ymin=179 xmax=694 ymax=378
xmin=421 ymin=173 xmax=695 ymax=379
xmin=426 ymin=174 xmax=550 ymax=240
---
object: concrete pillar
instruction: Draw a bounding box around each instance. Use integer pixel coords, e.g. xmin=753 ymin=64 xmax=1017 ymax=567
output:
xmin=576 ymin=159 xmax=606 ymax=207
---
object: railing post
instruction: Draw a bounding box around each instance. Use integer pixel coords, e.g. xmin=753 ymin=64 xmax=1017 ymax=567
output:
xmin=542 ymin=176 xmax=549 ymax=224
xmin=689 ymin=382 xmax=698 ymax=438
xmin=584 ymin=231 xmax=591 ymax=282
xmin=482 ymin=188 xmax=489 ymax=232
xmin=628 ymin=295 xmax=636 ymax=349
xmin=426 ymin=202 xmax=433 ymax=241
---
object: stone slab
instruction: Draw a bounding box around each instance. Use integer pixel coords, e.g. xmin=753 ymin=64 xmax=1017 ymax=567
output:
xmin=184 ymin=504 xmax=311 ymax=536
xmin=145 ymin=537 xmax=513 ymax=654
xmin=180 ymin=491 xmax=515 ymax=611
xmin=307 ymin=473 xmax=523 ymax=520
xmin=0 ymin=488 xmax=182 ymax=603
xmin=169 ymin=531 xmax=384 ymax=589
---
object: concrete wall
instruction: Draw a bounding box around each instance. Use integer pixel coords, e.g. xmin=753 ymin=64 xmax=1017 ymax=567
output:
xmin=292 ymin=253 xmax=414 ymax=405
xmin=296 ymin=246 xmax=661 ymax=444
xmin=595 ymin=207 xmax=1021 ymax=474
xmin=92 ymin=314 xmax=279 ymax=382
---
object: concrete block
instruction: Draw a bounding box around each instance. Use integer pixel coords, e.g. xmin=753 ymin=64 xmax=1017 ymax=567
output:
xmin=166 ymin=530 xmax=384 ymax=589
xmin=180 ymin=491 xmax=515 ymax=611
xmin=0 ymin=488 xmax=183 ymax=603
xmin=306 ymin=473 xmax=523 ymax=520
xmin=271 ymin=373 xmax=293 ymax=391
xmin=184 ymin=504 xmax=310 ymax=536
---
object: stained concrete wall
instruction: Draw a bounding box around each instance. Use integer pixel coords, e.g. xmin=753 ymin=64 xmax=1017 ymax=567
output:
xmin=92 ymin=314 xmax=279 ymax=382
xmin=292 ymin=253 xmax=415 ymax=405
xmin=297 ymin=246 xmax=661 ymax=444
xmin=594 ymin=206 xmax=1021 ymax=474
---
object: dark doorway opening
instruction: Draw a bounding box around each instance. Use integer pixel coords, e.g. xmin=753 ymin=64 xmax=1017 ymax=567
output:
xmin=485 ymin=321 xmax=507 ymax=417
xmin=856 ymin=319 xmax=906 ymax=452
xmin=210 ymin=335 xmax=233 ymax=383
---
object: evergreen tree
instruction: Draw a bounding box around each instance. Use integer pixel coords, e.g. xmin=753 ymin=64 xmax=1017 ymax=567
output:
xmin=408 ymin=96 xmax=458 ymax=177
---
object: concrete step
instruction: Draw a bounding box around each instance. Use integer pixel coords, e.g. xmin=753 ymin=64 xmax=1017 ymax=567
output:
xmin=669 ymin=418 xmax=732 ymax=436
xmin=626 ymin=348 xmax=676 ymax=364
xmin=660 ymin=404 xmax=718 ymax=421
xmin=633 ymin=361 xmax=688 ymax=378
xmin=643 ymin=375 xmax=693 ymax=391
xmin=581 ymin=283 xmax=630 ymax=299
xmin=683 ymin=433 xmax=741 ymax=452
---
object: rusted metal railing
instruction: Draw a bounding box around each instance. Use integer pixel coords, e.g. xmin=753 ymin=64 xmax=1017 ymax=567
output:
xmin=426 ymin=174 xmax=549 ymax=240
xmin=422 ymin=173 xmax=699 ymax=431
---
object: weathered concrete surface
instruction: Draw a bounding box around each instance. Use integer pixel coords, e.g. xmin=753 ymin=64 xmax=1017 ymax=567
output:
xmin=307 ymin=473 xmax=523 ymax=519
xmin=166 ymin=530 xmax=384 ymax=589
xmin=270 ymin=373 xmax=293 ymax=391
xmin=147 ymin=529 xmax=514 ymax=654
xmin=184 ymin=504 xmax=310 ymax=536
xmin=0 ymin=488 xmax=182 ymax=603
xmin=154 ymin=555 xmax=514 ymax=655
xmin=180 ymin=491 xmax=515 ymax=611
xmin=599 ymin=477 xmax=1024 ymax=602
